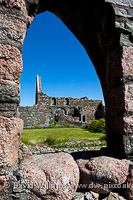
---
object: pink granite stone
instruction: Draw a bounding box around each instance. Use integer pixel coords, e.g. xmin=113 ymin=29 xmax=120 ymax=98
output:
xmin=125 ymin=169 xmax=133 ymax=200
xmin=0 ymin=44 xmax=23 ymax=90
xmin=122 ymin=46 xmax=133 ymax=77
xmin=0 ymin=116 xmax=23 ymax=167
xmin=20 ymin=152 xmax=79 ymax=200
xmin=77 ymin=156 xmax=130 ymax=194
xmin=0 ymin=176 xmax=6 ymax=192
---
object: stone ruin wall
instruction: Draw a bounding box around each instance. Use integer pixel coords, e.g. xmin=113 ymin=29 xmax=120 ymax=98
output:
xmin=19 ymin=91 xmax=104 ymax=127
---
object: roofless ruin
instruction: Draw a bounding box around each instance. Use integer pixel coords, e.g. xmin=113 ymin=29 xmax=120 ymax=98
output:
xmin=19 ymin=75 xmax=104 ymax=127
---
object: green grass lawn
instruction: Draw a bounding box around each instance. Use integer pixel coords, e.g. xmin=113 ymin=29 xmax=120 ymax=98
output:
xmin=22 ymin=128 xmax=105 ymax=146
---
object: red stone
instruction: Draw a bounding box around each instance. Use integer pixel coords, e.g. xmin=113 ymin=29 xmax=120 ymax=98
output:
xmin=20 ymin=152 xmax=79 ymax=200
xmin=0 ymin=44 xmax=23 ymax=90
xmin=0 ymin=116 xmax=23 ymax=167
xmin=77 ymin=156 xmax=130 ymax=194
xmin=124 ymin=169 xmax=133 ymax=200
xmin=0 ymin=176 xmax=6 ymax=192
xmin=122 ymin=46 xmax=133 ymax=77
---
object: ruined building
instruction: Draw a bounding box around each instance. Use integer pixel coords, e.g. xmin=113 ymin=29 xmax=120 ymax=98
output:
xmin=19 ymin=75 xmax=104 ymax=127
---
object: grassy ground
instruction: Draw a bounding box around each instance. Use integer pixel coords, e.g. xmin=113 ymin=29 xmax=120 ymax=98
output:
xmin=22 ymin=128 xmax=105 ymax=146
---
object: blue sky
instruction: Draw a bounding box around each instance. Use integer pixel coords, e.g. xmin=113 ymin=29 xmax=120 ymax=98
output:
xmin=20 ymin=11 xmax=104 ymax=106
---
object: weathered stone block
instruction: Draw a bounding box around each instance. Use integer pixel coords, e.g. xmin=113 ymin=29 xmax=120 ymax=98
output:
xmin=0 ymin=80 xmax=19 ymax=96
xmin=77 ymin=156 xmax=130 ymax=194
xmin=0 ymin=116 xmax=23 ymax=167
xmin=0 ymin=103 xmax=18 ymax=117
xmin=0 ymin=44 xmax=23 ymax=88
xmin=0 ymin=175 xmax=6 ymax=192
xmin=125 ymin=168 xmax=133 ymax=200
xmin=125 ymin=84 xmax=133 ymax=112
xmin=20 ymin=152 xmax=79 ymax=200
xmin=122 ymin=46 xmax=133 ymax=76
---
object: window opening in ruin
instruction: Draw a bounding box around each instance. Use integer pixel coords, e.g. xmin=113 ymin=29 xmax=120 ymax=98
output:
xmin=65 ymin=98 xmax=69 ymax=105
xmin=95 ymin=103 xmax=105 ymax=119
xmin=52 ymin=98 xmax=56 ymax=105
xmin=68 ymin=108 xmax=80 ymax=117
xmin=57 ymin=107 xmax=66 ymax=115
xmin=83 ymin=115 xmax=86 ymax=122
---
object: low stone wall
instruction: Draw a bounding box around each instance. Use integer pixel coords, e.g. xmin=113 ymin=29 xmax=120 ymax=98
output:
xmin=0 ymin=143 xmax=132 ymax=200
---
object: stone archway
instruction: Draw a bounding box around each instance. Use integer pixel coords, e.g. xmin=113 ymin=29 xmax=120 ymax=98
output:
xmin=68 ymin=107 xmax=80 ymax=117
xmin=0 ymin=0 xmax=132 ymax=161
xmin=0 ymin=0 xmax=132 ymax=198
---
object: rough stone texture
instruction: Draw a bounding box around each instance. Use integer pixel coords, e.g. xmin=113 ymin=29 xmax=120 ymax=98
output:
xmin=0 ymin=80 xmax=20 ymax=118
xmin=105 ymin=192 xmax=126 ymax=200
xmin=0 ymin=44 xmax=23 ymax=87
xmin=0 ymin=163 xmax=42 ymax=200
xmin=85 ymin=191 xmax=99 ymax=200
xmin=77 ymin=156 xmax=130 ymax=194
xmin=0 ymin=116 xmax=23 ymax=167
xmin=0 ymin=0 xmax=132 ymax=198
xmin=20 ymin=152 xmax=79 ymax=200
xmin=0 ymin=0 xmax=132 ymax=158
xmin=122 ymin=47 xmax=133 ymax=77
xmin=0 ymin=175 xmax=6 ymax=192
xmin=125 ymin=168 xmax=133 ymax=200
xmin=72 ymin=192 xmax=84 ymax=200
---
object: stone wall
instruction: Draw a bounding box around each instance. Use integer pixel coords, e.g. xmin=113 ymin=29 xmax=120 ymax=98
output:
xmin=19 ymin=81 xmax=104 ymax=127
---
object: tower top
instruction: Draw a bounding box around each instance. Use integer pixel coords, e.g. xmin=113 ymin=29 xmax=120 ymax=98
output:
xmin=36 ymin=75 xmax=42 ymax=93
xmin=35 ymin=75 xmax=42 ymax=104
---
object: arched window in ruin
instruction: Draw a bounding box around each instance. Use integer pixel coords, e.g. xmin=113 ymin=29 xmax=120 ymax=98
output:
xmin=65 ymin=98 xmax=69 ymax=105
xmin=52 ymin=98 xmax=56 ymax=105
xmin=56 ymin=107 xmax=66 ymax=115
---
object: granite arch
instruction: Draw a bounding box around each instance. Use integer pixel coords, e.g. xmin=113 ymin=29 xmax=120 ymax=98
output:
xmin=0 ymin=0 xmax=133 ymax=199
xmin=0 ymin=1 xmax=132 ymax=197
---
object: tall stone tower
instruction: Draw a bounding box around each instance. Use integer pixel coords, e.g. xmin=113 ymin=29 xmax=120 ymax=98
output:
xmin=35 ymin=75 xmax=42 ymax=104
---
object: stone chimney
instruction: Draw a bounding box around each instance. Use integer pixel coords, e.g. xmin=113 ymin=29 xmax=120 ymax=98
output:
xmin=35 ymin=75 xmax=42 ymax=104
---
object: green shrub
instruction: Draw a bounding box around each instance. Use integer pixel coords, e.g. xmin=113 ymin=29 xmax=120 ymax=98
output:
xmin=46 ymin=136 xmax=69 ymax=145
xmin=89 ymin=118 xmax=105 ymax=133
xmin=61 ymin=123 xmax=71 ymax=128
xmin=58 ymin=137 xmax=69 ymax=143
xmin=46 ymin=136 xmax=57 ymax=145
xmin=49 ymin=123 xmax=57 ymax=128
xmin=21 ymin=138 xmax=33 ymax=145
xmin=100 ymin=135 xmax=107 ymax=141
xmin=34 ymin=125 xmax=40 ymax=129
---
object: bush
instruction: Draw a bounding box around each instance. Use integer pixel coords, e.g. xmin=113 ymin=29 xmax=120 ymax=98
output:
xmin=89 ymin=118 xmax=105 ymax=133
xmin=60 ymin=123 xmax=71 ymax=128
xmin=46 ymin=136 xmax=69 ymax=145
xmin=58 ymin=137 xmax=69 ymax=143
xmin=100 ymin=135 xmax=106 ymax=141
xmin=34 ymin=125 xmax=40 ymax=129
xmin=49 ymin=123 xmax=57 ymax=128
xmin=46 ymin=136 xmax=57 ymax=145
